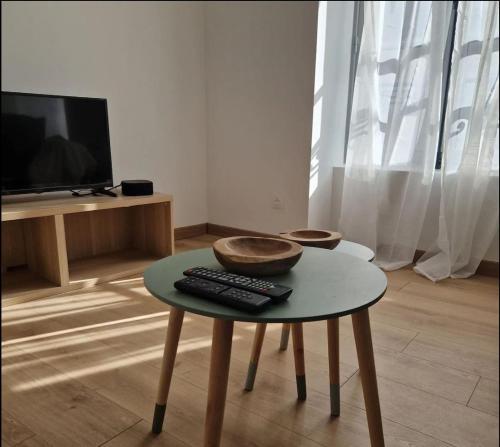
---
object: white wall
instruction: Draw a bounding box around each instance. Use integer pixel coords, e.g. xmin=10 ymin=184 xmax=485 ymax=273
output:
xmin=205 ymin=1 xmax=318 ymax=234
xmin=1 ymin=1 xmax=208 ymax=227
xmin=2 ymin=1 xmax=319 ymax=232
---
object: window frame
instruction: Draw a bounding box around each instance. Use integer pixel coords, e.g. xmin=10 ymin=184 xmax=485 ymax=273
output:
xmin=343 ymin=0 xmax=460 ymax=170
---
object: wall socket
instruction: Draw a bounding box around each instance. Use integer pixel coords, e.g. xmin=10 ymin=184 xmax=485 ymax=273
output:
xmin=272 ymin=195 xmax=284 ymax=210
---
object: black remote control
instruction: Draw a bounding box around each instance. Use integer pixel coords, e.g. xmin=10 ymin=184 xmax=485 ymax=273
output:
xmin=183 ymin=267 xmax=293 ymax=303
xmin=174 ymin=277 xmax=272 ymax=312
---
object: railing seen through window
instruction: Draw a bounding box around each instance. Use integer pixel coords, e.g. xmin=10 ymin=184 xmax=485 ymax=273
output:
xmin=344 ymin=0 xmax=499 ymax=171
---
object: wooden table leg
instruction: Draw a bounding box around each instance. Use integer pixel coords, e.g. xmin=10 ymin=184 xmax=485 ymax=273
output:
xmin=280 ymin=323 xmax=291 ymax=350
xmin=327 ymin=318 xmax=340 ymax=416
xmin=204 ymin=319 xmax=234 ymax=447
xmin=244 ymin=323 xmax=267 ymax=391
xmin=291 ymin=322 xmax=306 ymax=400
xmin=152 ymin=306 xmax=184 ymax=434
xmin=352 ymin=309 xmax=385 ymax=447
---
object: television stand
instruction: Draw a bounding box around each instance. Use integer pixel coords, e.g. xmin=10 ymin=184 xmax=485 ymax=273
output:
xmin=1 ymin=192 xmax=174 ymax=307
xmin=71 ymin=188 xmax=118 ymax=198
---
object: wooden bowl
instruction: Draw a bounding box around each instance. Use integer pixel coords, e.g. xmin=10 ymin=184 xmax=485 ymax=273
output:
xmin=279 ymin=229 xmax=342 ymax=250
xmin=212 ymin=236 xmax=303 ymax=276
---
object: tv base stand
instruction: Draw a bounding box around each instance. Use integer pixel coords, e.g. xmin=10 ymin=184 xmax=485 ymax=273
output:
xmin=71 ymin=188 xmax=118 ymax=198
xmin=1 ymin=192 xmax=174 ymax=307
xmin=93 ymin=188 xmax=117 ymax=197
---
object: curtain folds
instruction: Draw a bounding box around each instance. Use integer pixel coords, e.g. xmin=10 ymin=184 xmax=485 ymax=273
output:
xmin=339 ymin=1 xmax=452 ymax=270
xmin=415 ymin=1 xmax=499 ymax=281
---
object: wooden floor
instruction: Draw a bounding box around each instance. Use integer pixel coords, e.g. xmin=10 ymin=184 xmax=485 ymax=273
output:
xmin=2 ymin=234 xmax=499 ymax=447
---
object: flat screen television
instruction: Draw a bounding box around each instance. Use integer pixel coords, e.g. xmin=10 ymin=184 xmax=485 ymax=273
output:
xmin=1 ymin=91 xmax=113 ymax=195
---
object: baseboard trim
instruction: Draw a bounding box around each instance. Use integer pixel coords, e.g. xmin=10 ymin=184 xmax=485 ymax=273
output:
xmin=206 ymin=223 xmax=276 ymax=238
xmin=413 ymin=249 xmax=498 ymax=278
xmin=174 ymin=223 xmax=208 ymax=240
xmin=475 ymin=260 xmax=499 ymax=278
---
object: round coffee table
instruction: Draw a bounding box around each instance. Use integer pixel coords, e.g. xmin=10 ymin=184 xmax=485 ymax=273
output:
xmin=144 ymin=246 xmax=386 ymax=447
xmin=246 ymin=240 xmax=375 ymax=403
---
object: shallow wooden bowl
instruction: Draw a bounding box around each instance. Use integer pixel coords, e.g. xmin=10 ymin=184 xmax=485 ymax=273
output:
xmin=212 ymin=236 xmax=303 ymax=276
xmin=279 ymin=229 xmax=342 ymax=250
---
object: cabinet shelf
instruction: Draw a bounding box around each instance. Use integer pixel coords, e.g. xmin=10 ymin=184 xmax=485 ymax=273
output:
xmin=68 ymin=249 xmax=160 ymax=287
xmin=1 ymin=192 xmax=173 ymax=307
xmin=2 ymin=267 xmax=61 ymax=306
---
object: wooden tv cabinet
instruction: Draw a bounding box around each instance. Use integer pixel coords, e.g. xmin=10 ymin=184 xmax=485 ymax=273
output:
xmin=1 ymin=192 xmax=174 ymax=307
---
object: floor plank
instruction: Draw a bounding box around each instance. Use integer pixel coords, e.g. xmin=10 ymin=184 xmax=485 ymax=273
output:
xmin=403 ymin=333 xmax=499 ymax=380
xmin=268 ymin=320 xmax=479 ymax=404
xmin=341 ymin=374 xmax=499 ymax=447
xmin=1 ymin=410 xmax=36 ymax=447
xmin=383 ymin=289 xmax=498 ymax=332
xmin=364 ymin=347 xmax=478 ymax=404
xmin=101 ymin=420 xmax=189 ymax=447
xmin=400 ymin=281 xmax=499 ymax=312
xmin=96 ymin=364 xmax=324 ymax=447
xmin=306 ymin=402 xmax=452 ymax=447
xmin=2 ymin=350 xmax=141 ymax=447
xmin=15 ymin=436 xmax=52 ymax=447
xmin=390 ymin=266 xmax=499 ymax=294
xmin=468 ymin=378 xmax=499 ymax=417
xmin=370 ymin=294 xmax=499 ymax=354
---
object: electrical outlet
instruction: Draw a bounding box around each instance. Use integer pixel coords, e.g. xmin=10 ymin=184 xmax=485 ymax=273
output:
xmin=272 ymin=195 xmax=284 ymax=210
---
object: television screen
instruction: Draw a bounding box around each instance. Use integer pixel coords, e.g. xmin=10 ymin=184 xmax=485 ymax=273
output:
xmin=1 ymin=92 xmax=113 ymax=195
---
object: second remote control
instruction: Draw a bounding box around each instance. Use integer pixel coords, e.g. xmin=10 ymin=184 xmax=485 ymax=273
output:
xmin=174 ymin=277 xmax=271 ymax=312
xmin=183 ymin=267 xmax=293 ymax=303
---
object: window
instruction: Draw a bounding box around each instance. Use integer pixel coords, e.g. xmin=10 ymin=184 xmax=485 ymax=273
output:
xmin=343 ymin=1 xmax=498 ymax=171
xmin=435 ymin=0 xmax=459 ymax=169
xmin=444 ymin=1 xmax=499 ymax=173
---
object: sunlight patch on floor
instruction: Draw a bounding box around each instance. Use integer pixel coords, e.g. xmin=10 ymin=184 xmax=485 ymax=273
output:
xmin=2 ymin=311 xmax=176 ymax=347
xmin=2 ymin=291 xmax=124 ymax=314
xmin=10 ymin=335 xmax=239 ymax=392
xmin=1 ymin=300 xmax=138 ymax=327
xmin=4 ymin=345 xmax=113 ymax=371
xmin=102 ymin=284 xmax=152 ymax=296
xmin=240 ymin=323 xmax=282 ymax=333
xmin=2 ymin=292 xmax=130 ymax=318
xmin=2 ymin=318 xmax=175 ymax=358
xmin=108 ymin=276 xmax=144 ymax=284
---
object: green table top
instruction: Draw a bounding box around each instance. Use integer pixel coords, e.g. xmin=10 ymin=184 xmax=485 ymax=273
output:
xmin=334 ymin=240 xmax=374 ymax=262
xmin=144 ymin=247 xmax=386 ymax=323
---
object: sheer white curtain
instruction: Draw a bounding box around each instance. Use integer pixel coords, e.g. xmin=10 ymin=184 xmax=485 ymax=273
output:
xmin=415 ymin=1 xmax=499 ymax=281
xmin=339 ymin=1 xmax=451 ymax=270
